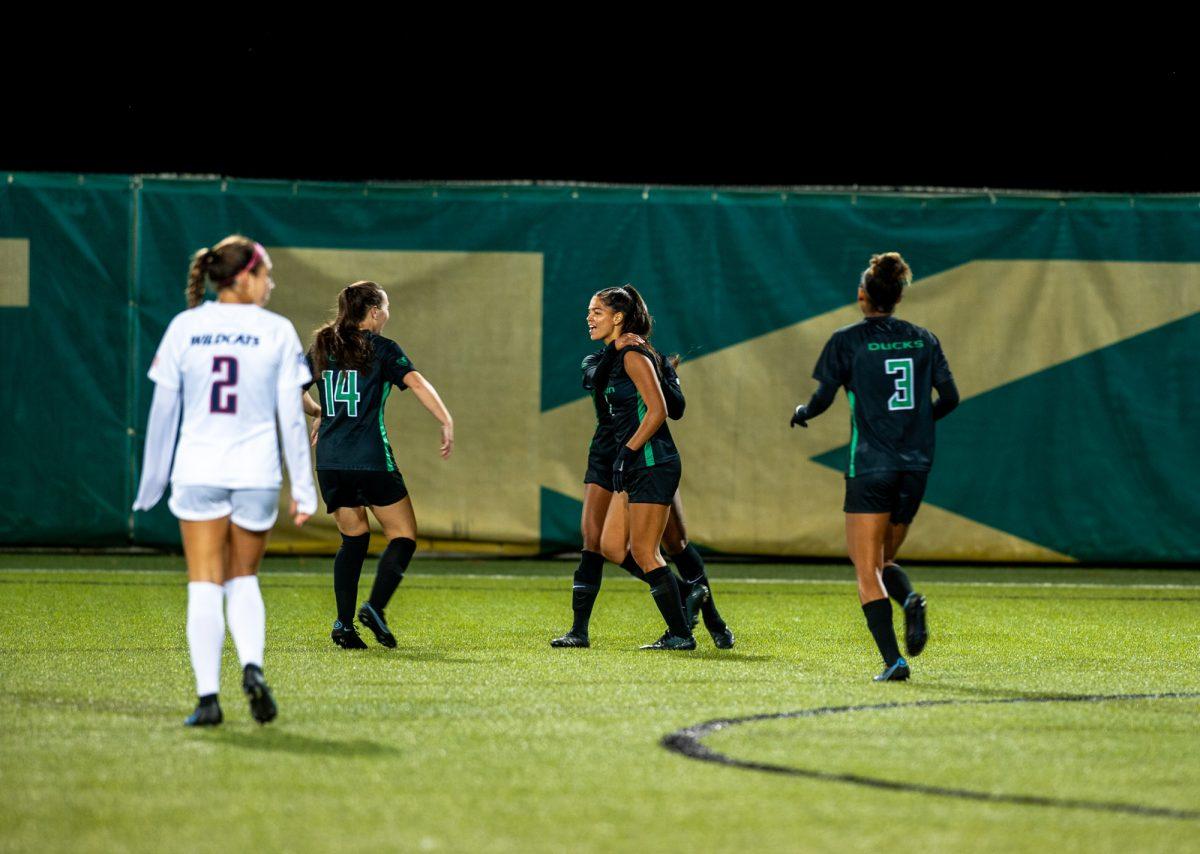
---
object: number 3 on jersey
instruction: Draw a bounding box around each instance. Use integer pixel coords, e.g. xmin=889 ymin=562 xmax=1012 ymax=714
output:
xmin=322 ymin=370 xmax=361 ymax=417
xmin=885 ymin=358 xmax=914 ymax=411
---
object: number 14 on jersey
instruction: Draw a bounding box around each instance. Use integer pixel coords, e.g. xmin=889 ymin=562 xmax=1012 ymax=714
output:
xmin=322 ymin=370 xmax=361 ymax=417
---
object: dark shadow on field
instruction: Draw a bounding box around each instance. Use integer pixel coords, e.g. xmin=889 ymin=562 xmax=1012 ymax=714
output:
xmin=214 ymin=729 xmax=398 ymax=757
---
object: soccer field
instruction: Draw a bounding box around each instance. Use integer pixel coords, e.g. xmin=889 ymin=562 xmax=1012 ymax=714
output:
xmin=1 ymin=555 xmax=1198 ymax=853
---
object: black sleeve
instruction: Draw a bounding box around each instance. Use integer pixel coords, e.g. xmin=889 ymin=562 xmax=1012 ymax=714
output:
xmin=302 ymin=352 xmax=316 ymax=391
xmin=812 ymin=332 xmax=850 ymax=386
xmin=581 ymin=351 xmax=603 ymax=391
xmin=381 ymin=339 xmax=416 ymax=389
xmin=802 ymin=381 xmax=839 ymax=420
xmin=933 ymin=377 xmax=959 ymax=421
xmin=661 ymin=358 xmax=685 ymax=420
xmin=582 ymin=345 xmax=617 ymax=392
xmin=930 ymin=334 xmax=953 ymax=386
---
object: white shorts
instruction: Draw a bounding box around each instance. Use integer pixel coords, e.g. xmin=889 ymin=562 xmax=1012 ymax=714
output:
xmin=168 ymin=486 xmax=280 ymax=531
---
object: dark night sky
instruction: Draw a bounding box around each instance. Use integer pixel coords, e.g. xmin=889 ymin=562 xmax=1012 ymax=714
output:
xmin=7 ymin=44 xmax=1191 ymax=193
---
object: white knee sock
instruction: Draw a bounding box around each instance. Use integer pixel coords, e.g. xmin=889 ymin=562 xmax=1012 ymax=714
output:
xmin=186 ymin=581 xmax=225 ymax=697
xmin=224 ymin=575 xmax=265 ymax=669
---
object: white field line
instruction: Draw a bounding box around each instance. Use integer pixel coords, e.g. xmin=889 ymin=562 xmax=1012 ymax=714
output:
xmin=0 ymin=567 xmax=1198 ymax=591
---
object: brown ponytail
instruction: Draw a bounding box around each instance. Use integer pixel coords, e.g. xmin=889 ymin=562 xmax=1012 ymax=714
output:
xmin=184 ymin=234 xmax=264 ymax=308
xmin=310 ymin=281 xmax=386 ymax=372
xmin=594 ymin=283 xmax=678 ymax=370
xmin=860 ymin=251 xmax=912 ymax=313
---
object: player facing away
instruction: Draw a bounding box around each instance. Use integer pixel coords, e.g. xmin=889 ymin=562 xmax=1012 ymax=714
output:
xmin=303 ymin=281 xmax=453 ymax=650
xmin=133 ymin=235 xmax=317 ymax=726
xmin=551 ymin=302 xmax=732 ymax=649
xmin=791 ymin=252 xmax=959 ymax=681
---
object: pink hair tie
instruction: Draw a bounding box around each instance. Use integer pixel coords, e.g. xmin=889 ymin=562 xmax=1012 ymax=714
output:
xmin=237 ymin=242 xmax=265 ymax=276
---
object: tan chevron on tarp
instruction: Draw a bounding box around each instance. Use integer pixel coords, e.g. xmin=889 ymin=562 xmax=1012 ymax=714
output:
xmin=0 ymin=239 xmax=29 ymax=307
xmin=262 ymin=248 xmax=544 ymax=554
xmin=903 ymin=261 xmax=1200 ymax=400
xmin=541 ymin=261 xmax=1200 ymax=561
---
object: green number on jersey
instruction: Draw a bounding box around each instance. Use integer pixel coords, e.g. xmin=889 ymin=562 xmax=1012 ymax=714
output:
xmin=321 ymin=370 xmax=361 ymax=417
xmin=885 ymin=358 xmax=914 ymax=411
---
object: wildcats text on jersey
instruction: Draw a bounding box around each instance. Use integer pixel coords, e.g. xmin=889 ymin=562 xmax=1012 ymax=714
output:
xmin=189 ymin=333 xmax=261 ymax=347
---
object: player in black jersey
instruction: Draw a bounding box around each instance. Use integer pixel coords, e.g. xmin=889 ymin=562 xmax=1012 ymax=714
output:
xmin=791 ymin=252 xmax=959 ymax=681
xmin=561 ymin=285 xmax=698 ymax=650
xmin=303 ymin=281 xmax=454 ymax=649
xmin=551 ymin=331 xmax=733 ymax=649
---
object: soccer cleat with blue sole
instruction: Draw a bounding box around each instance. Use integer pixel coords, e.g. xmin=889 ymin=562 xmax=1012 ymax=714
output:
xmin=358 ymin=602 xmax=398 ymax=648
xmin=242 ymin=664 xmax=278 ymax=724
xmin=903 ymin=592 xmax=928 ymax=657
xmin=873 ymin=658 xmax=911 ymax=682
xmin=184 ymin=697 xmax=223 ymax=727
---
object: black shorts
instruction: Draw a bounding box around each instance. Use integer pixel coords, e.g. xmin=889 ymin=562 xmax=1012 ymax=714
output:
xmin=844 ymin=470 xmax=928 ymax=524
xmin=583 ymin=435 xmax=619 ymax=492
xmin=624 ymin=458 xmax=681 ymax=505
xmin=317 ymin=469 xmax=409 ymax=513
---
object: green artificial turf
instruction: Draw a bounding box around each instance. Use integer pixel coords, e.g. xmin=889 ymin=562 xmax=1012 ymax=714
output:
xmin=1 ymin=556 xmax=1197 ymax=853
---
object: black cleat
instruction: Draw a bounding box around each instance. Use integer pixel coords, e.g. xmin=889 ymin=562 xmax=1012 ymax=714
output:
xmin=903 ymin=592 xmax=928 ymax=657
xmin=331 ymin=620 xmax=368 ymax=649
xmin=358 ymin=602 xmax=397 ymax=648
xmin=683 ymin=584 xmax=710 ymax=631
xmin=184 ymin=696 xmax=222 ymax=727
xmin=550 ymin=631 xmax=590 ymax=648
xmin=873 ymin=658 xmax=911 ymax=682
xmin=242 ymin=664 xmax=278 ymax=724
xmin=708 ymin=626 xmax=735 ymax=649
xmin=639 ymin=632 xmax=697 ymax=650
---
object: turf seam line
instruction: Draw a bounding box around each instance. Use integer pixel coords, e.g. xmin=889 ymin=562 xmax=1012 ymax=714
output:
xmin=661 ymin=692 xmax=1200 ymax=821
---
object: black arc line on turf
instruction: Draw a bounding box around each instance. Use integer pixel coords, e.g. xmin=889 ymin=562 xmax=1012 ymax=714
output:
xmin=662 ymin=692 xmax=1200 ymax=821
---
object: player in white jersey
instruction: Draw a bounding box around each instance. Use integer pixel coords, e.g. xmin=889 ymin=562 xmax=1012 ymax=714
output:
xmin=133 ymin=234 xmax=317 ymax=727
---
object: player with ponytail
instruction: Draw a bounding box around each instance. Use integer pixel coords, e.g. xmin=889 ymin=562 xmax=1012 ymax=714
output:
xmin=134 ymin=235 xmax=316 ymax=726
xmin=553 ymin=284 xmax=731 ymax=650
xmin=790 ymin=252 xmax=959 ymax=681
xmin=303 ymin=281 xmax=454 ymax=650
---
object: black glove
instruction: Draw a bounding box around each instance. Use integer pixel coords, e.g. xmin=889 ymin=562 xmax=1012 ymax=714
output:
xmin=612 ymin=444 xmax=639 ymax=493
xmin=790 ymin=405 xmax=809 ymax=429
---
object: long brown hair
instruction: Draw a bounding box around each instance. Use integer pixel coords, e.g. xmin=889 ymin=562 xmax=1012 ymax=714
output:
xmin=310 ymin=281 xmax=386 ymax=372
xmin=860 ymin=252 xmax=912 ymax=313
xmin=185 ymin=234 xmax=266 ymax=308
xmin=595 ymin=284 xmax=679 ymax=369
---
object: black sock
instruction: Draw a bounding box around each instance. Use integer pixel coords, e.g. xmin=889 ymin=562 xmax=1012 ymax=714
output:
xmin=862 ymin=598 xmax=902 ymax=666
xmin=881 ymin=564 xmax=914 ymax=605
xmin=571 ymin=551 xmax=604 ymax=636
xmin=368 ymin=537 xmax=417 ymax=612
xmin=621 ymin=553 xmax=651 ymax=584
xmin=645 ymin=566 xmax=690 ymax=637
xmin=198 ymin=693 xmax=218 ymax=706
xmin=334 ymin=532 xmax=371 ymax=624
xmin=671 ymin=543 xmax=725 ymax=631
